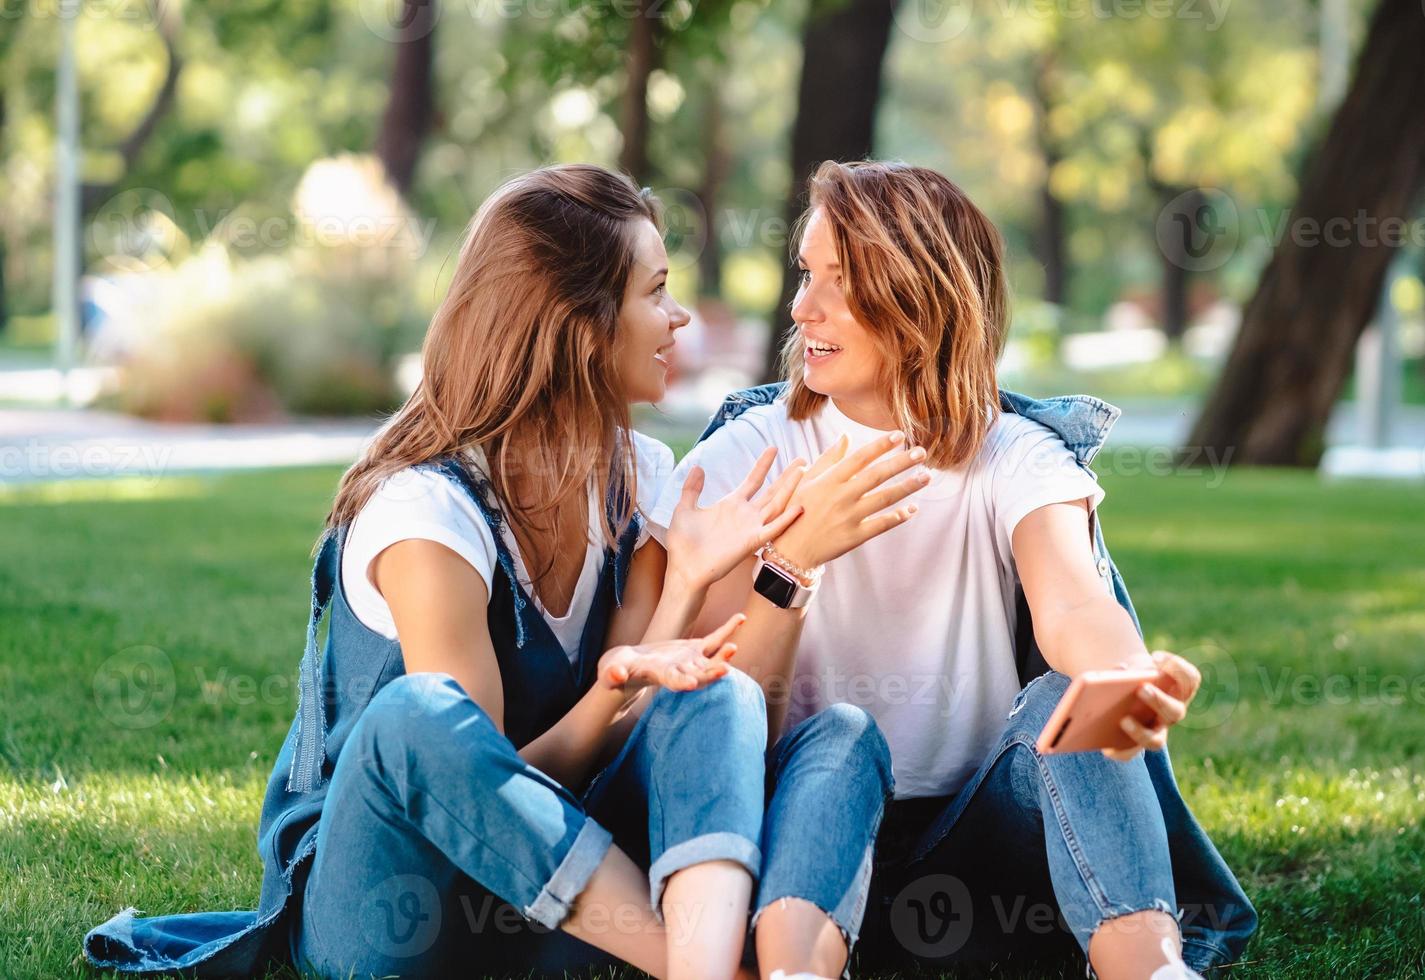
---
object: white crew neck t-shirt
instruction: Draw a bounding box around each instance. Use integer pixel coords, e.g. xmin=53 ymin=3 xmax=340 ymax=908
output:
xmin=342 ymin=430 xmax=674 ymax=660
xmin=648 ymin=397 xmax=1105 ymax=799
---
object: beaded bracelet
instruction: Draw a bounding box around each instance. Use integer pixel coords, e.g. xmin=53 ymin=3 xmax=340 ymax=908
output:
xmin=759 ymin=541 xmax=822 ymax=587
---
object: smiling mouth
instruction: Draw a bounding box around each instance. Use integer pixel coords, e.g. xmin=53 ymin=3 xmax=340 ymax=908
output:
xmin=654 ymin=344 xmax=674 ymax=367
xmin=805 ymin=338 xmax=843 ymax=361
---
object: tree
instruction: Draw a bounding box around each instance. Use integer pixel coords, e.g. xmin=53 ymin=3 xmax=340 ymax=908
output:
xmin=762 ymin=0 xmax=899 ymax=380
xmin=1189 ymin=0 xmax=1425 ymax=466
xmin=374 ymin=0 xmax=439 ymax=196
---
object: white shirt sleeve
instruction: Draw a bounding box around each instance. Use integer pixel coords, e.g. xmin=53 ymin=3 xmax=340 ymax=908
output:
xmin=341 ymin=467 xmax=500 ymax=640
xmin=630 ymin=431 xmax=676 ymax=548
xmin=646 ymin=415 xmax=775 ymax=542
xmin=987 ymin=416 xmax=1107 ymax=556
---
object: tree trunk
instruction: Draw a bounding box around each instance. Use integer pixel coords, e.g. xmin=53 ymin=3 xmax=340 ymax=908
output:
xmin=618 ymin=0 xmax=660 ymax=183
xmin=1031 ymin=52 xmax=1068 ymax=307
xmin=1157 ymin=186 xmax=1202 ymax=342
xmin=1188 ymin=0 xmax=1425 ymax=466
xmin=80 ymin=9 xmax=183 ymax=216
xmin=697 ymin=85 xmax=728 ymax=298
xmin=761 ymin=0 xmax=899 ymax=381
xmin=374 ymin=0 xmax=438 ymax=197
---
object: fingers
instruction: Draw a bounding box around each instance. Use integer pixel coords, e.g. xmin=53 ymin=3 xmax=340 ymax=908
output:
xmin=754 ymin=458 xmax=807 ymax=517
xmin=851 ymin=472 xmax=929 ymax=521
xmin=734 ymin=446 xmax=778 ymax=501
xmin=1152 ymin=650 xmax=1201 ymax=703
xmin=831 ymin=430 xmax=906 ymax=480
xmin=849 ymin=446 xmax=925 ymax=497
xmin=849 ymin=502 xmax=919 ymax=546
xmin=804 ymin=435 xmax=849 ymax=480
xmin=701 ymin=611 xmax=747 ymax=653
xmin=1137 ymin=681 xmax=1187 ymax=728
xmin=1102 ymin=746 xmax=1143 ymax=762
xmin=677 ymin=466 xmax=706 ymax=512
xmin=663 ymin=654 xmax=729 ymax=691
xmin=1120 ymin=713 xmax=1168 ymax=752
xmin=758 ymin=504 xmax=805 ymax=543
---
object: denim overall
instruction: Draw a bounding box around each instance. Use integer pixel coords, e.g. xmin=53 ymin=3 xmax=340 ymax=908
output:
xmin=704 ymin=384 xmax=1258 ymax=973
xmin=84 ymin=455 xmax=770 ymax=976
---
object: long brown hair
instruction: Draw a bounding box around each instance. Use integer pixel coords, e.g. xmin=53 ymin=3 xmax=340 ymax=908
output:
xmin=326 ymin=165 xmax=659 ymax=590
xmin=781 ymin=160 xmax=1009 ymax=468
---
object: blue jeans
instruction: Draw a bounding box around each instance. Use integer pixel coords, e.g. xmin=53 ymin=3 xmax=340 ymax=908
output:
xmin=752 ymin=703 xmax=897 ymax=979
xmin=290 ymin=668 xmax=768 ymax=977
xmin=760 ymin=672 xmax=1258 ymax=975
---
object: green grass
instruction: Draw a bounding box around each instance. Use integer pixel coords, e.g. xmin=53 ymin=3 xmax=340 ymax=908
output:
xmin=2 ymin=459 xmax=1424 ymax=978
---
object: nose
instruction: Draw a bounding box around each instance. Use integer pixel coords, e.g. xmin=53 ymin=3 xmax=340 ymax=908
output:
xmin=790 ymin=280 xmax=821 ymax=326
xmin=670 ymin=298 xmax=692 ymax=332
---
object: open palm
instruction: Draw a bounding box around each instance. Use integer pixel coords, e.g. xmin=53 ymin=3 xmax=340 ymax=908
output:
xmin=664 ymin=446 xmax=806 ymax=591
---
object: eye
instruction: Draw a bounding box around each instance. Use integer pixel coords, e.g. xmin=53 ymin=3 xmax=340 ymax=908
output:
xmin=653 ymin=281 xmax=666 ymax=296
xmin=797 ymin=268 xmax=811 ymax=286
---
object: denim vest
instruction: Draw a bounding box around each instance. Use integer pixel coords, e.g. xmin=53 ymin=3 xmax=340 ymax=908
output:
xmin=84 ymin=457 xmax=642 ymax=976
xmin=695 ymin=384 xmax=1138 ymax=687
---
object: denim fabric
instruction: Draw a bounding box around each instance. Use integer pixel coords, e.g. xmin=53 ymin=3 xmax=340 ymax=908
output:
xmin=702 ymin=385 xmax=1257 ymax=972
xmin=291 ymin=668 xmax=768 ymax=977
xmin=754 ymin=704 xmax=897 ymax=980
xmin=83 ymin=456 xmax=767 ymax=977
xmin=854 ymin=672 xmax=1258 ymax=972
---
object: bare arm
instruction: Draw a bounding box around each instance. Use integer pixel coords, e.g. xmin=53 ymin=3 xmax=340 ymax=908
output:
xmin=692 ymin=431 xmax=928 ymax=741
xmin=1012 ymin=500 xmax=1203 ymax=759
xmin=375 ymin=538 xmax=740 ymax=790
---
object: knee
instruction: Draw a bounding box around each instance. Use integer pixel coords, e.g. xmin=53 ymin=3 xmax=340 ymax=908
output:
xmin=1006 ymin=670 xmax=1071 ymax=732
xmin=649 ymin=665 xmax=767 ymax=727
xmin=781 ymin=703 xmax=895 ymax=797
xmin=355 ymin=672 xmax=500 ymax=761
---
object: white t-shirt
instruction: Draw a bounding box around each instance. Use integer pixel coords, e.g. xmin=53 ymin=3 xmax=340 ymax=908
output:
xmin=648 ymin=397 xmax=1105 ymax=798
xmin=342 ymin=430 xmax=674 ymax=660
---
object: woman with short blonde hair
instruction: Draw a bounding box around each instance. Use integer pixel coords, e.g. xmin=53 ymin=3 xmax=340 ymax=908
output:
xmin=655 ymin=160 xmax=1256 ymax=980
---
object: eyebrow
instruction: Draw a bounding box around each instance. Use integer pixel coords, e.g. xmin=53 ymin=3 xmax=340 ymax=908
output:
xmin=649 ymin=266 xmax=668 ymax=278
xmin=797 ymin=254 xmax=840 ymax=269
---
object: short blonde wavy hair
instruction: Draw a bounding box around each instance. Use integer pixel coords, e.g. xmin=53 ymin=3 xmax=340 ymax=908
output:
xmin=781 ymin=160 xmax=1009 ymax=468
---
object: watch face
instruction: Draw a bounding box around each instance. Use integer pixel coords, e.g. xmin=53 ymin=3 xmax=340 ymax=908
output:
xmin=754 ymin=563 xmax=799 ymax=608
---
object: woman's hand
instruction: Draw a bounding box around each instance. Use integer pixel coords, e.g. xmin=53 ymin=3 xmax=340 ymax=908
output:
xmin=597 ymin=612 xmax=747 ymax=694
xmin=664 ymin=447 xmax=807 ymax=592
xmin=1103 ymin=650 xmax=1202 ymax=761
xmin=771 ymin=431 xmax=928 ymax=570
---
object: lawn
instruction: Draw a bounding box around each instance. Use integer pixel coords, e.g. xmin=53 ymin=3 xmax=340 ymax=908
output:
xmin=2 ymin=456 xmax=1423 ymax=978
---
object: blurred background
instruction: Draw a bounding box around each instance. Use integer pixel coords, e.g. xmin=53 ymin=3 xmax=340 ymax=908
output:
xmin=1 ymin=0 xmax=1422 ymax=474
xmin=3 ymin=2 xmax=1424 ymax=978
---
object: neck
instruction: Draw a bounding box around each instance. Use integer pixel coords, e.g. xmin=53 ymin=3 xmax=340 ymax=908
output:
xmin=831 ymin=394 xmax=897 ymax=430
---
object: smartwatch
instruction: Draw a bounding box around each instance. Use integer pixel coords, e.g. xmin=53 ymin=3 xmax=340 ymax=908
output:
xmin=753 ymin=559 xmax=818 ymax=609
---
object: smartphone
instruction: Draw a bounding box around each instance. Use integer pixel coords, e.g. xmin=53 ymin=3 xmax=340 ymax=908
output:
xmin=1035 ymin=670 xmax=1165 ymax=755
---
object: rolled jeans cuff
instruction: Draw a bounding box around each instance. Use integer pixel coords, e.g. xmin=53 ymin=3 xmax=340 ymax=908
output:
xmin=648 ymin=831 xmax=762 ymax=924
xmin=523 ymin=818 xmax=614 ymax=930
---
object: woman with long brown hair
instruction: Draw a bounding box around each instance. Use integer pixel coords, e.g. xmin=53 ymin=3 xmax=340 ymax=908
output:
xmin=83 ymin=164 xmax=923 ymax=980
xmin=655 ymin=161 xmax=1256 ymax=980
